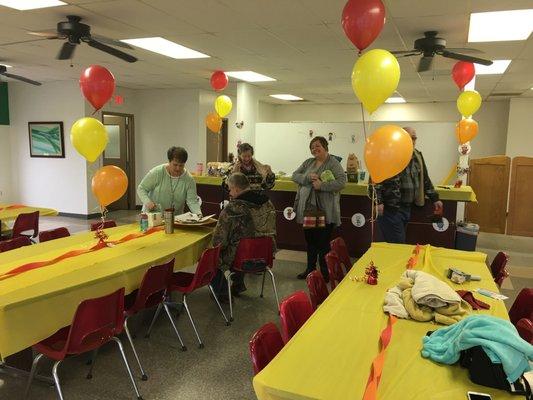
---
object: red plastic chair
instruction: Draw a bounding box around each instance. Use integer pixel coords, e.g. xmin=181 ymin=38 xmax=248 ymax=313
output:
xmin=90 ymin=219 xmax=117 ymax=231
xmin=24 ymin=288 xmax=142 ymax=400
xmin=330 ymin=237 xmax=352 ymax=273
xmin=249 ymin=322 xmax=284 ymax=375
xmin=325 ymin=251 xmax=345 ymax=290
xmin=39 ymin=227 xmax=70 ymax=243
xmin=279 ymin=291 xmax=314 ymax=344
xmin=509 ymin=288 xmax=533 ymax=325
xmin=228 ymin=237 xmax=279 ymax=321
xmin=12 ymin=211 xmax=39 ymax=242
xmin=516 ymin=318 xmax=533 ymax=344
xmin=306 ymin=270 xmax=329 ymax=310
xmin=0 ymin=236 xmax=31 ymax=252
xmin=165 ymin=246 xmax=229 ymax=348
xmin=490 ymin=251 xmax=509 ymax=287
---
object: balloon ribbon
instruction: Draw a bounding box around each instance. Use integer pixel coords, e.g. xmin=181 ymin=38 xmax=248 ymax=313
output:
xmin=0 ymin=226 xmax=164 ymax=281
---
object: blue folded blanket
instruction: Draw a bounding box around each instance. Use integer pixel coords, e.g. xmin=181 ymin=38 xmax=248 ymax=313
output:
xmin=421 ymin=315 xmax=533 ymax=383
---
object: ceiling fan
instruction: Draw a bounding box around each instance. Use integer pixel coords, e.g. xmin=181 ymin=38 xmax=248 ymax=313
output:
xmin=0 ymin=65 xmax=41 ymax=86
xmin=391 ymin=31 xmax=493 ymax=72
xmin=27 ymin=15 xmax=137 ymax=63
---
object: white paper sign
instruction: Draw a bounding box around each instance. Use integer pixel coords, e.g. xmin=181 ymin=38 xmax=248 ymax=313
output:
xmin=432 ymin=217 xmax=449 ymax=232
xmin=351 ymin=213 xmax=365 ymax=227
xmin=283 ymin=207 xmax=296 ymax=221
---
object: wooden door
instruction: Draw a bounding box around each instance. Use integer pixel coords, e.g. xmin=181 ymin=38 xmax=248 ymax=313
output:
xmin=206 ymin=119 xmax=228 ymax=163
xmin=507 ymin=157 xmax=533 ymax=237
xmin=466 ymin=156 xmax=510 ymax=234
xmin=102 ymin=113 xmax=135 ymax=210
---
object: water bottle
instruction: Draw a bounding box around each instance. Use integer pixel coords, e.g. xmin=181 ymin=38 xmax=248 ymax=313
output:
xmin=164 ymin=208 xmax=174 ymax=234
xmin=140 ymin=213 xmax=148 ymax=232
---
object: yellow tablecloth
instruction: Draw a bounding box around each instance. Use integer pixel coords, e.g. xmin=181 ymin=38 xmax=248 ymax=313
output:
xmin=0 ymin=224 xmax=212 ymax=360
xmin=193 ymin=177 xmax=476 ymax=202
xmin=253 ymin=242 xmax=513 ymax=400
xmin=0 ymin=203 xmax=58 ymax=234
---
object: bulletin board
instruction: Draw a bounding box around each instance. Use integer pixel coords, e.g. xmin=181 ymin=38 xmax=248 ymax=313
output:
xmin=254 ymin=122 xmax=457 ymax=184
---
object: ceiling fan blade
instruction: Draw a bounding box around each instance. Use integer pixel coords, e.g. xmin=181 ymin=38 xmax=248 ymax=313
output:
xmin=395 ymin=52 xmax=422 ymax=58
xmin=440 ymin=50 xmax=493 ymax=66
xmin=57 ymin=42 xmax=76 ymax=60
xmin=2 ymin=72 xmax=42 ymax=86
xmin=446 ymin=47 xmax=484 ymax=54
xmin=87 ymin=39 xmax=137 ymax=63
xmin=418 ymin=56 xmax=433 ymax=72
xmin=27 ymin=30 xmax=62 ymax=39
xmin=391 ymin=50 xmax=419 ymax=55
xmin=90 ymin=34 xmax=134 ymax=49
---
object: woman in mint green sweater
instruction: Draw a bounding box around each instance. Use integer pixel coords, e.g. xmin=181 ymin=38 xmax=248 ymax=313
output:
xmin=137 ymin=146 xmax=202 ymax=215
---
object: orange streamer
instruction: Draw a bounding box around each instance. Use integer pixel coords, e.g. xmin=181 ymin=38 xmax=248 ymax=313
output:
xmin=0 ymin=204 xmax=25 ymax=212
xmin=0 ymin=226 xmax=164 ymax=281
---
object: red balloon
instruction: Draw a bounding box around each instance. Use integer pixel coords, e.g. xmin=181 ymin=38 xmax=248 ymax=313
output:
xmin=341 ymin=0 xmax=386 ymax=52
xmin=210 ymin=70 xmax=228 ymax=91
xmin=79 ymin=65 xmax=115 ymax=111
xmin=452 ymin=61 xmax=475 ymax=90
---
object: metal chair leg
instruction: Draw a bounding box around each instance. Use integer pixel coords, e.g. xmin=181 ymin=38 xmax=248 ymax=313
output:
xmin=208 ymin=284 xmax=230 ymax=326
xmin=51 ymin=360 xmax=65 ymax=400
xmin=260 ymin=270 xmax=267 ymax=297
xmin=111 ymin=337 xmax=143 ymax=400
xmin=227 ymin=271 xmax=234 ymax=322
xmin=24 ymin=353 xmax=44 ymax=400
xmin=145 ymin=303 xmax=162 ymax=339
xmin=182 ymin=294 xmax=204 ymax=349
xmin=267 ymin=268 xmax=280 ymax=312
xmin=162 ymin=303 xmax=187 ymax=351
xmin=86 ymin=349 xmax=99 ymax=379
xmin=124 ymin=317 xmax=148 ymax=380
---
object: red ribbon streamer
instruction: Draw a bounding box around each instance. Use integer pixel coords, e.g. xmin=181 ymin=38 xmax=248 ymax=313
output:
xmin=0 ymin=226 xmax=163 ymax=281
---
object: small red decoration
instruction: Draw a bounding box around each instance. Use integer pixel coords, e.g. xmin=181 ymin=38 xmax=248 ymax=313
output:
xmin=365 ymin=261 xmax=379 ymax=285
xmin=114 ymin=95 xmax=124 ymax=105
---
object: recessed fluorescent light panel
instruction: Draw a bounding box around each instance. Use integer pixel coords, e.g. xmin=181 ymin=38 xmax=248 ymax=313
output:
xmin=468 ymin=10 xmax=533 ymax=42
xmin=269 ymin=94 xmax=303 ymax=101
xmin=121 ymin=37 xmax=209 ymax=59
xmin=385 ymin=96 xmax=406 ymax=104
xmin=475 ymin=60 xmax=512 ymax=75
xmin=0 ymin=0 xmax=66 ymax=10
xmin=226 ymin=71 xmax=276 ymax=82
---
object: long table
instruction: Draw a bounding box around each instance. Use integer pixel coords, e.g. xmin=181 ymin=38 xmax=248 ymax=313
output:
xmin=0 ymin=224 xmax=212 ymax=360
xmin=194 ymin=176 xmax=477 ymax=257
xmin=0 ymin=204 xmax=58 ymax=239
xmin=253 ymin=242 xmax=515 ymax=400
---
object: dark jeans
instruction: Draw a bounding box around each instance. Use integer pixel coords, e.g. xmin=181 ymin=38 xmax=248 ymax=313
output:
xmin=211 ymin=269 xmax=244 ymax=296
xmin=377 ymin=205 xmax=411 ymax=244
xmin=303 ymin=224 xmax=335 ymax=277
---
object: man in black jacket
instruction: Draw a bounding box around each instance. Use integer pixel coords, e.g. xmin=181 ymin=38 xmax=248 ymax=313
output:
xmin=373 ymin=127 xmax=443 ymax=243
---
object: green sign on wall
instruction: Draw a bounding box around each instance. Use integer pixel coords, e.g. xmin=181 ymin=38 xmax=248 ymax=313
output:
xmin=0 ymin=82 xmax=9 ymax=125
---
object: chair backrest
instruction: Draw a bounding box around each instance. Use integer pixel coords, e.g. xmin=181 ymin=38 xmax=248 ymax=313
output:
xmin=90 ymin=220 xmax=117 ymax=231
xmin=64 ymin=287 xmax=125 ymax=356
xmin=12 ymin=211 xmax=39 ymax=238
xmin=330 ymin=237 xmax=352 ymax=273
xmin=509 ymin=288 xmax=533 ymax=325
xmin=279 ymin=291 xmax=314 ymax=343
xmin=39 ymin=227 xmax=70 ymax=243
xmin=0 ymin=236 xmax=32 ymax=252
xmin=249 ymin=322 xmax=284 ymax=375
xmin=131 ymin=259 xmax=175 ymax=313
xmin=306 ymin=270 xmax=329 ymax=310
xmin=325 ymin=251 xmax=345 ymax=290
xmin=188 ymin=246 xmax=221 ymax=290
xmin=233 ymin=237 xmax=274 ymax=272
xmin=516 ymin=318 xmax=533 ymax=344
xmin=490 ymin=251 xmax=509 ymax=287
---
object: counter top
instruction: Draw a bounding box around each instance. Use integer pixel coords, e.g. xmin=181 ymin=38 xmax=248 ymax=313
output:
xmin=192 ymin=176 xmax=476 ymax=202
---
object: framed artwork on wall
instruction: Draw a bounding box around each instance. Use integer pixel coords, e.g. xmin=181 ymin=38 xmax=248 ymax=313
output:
xmin=28 ymin=121 xmax=65 ymax=158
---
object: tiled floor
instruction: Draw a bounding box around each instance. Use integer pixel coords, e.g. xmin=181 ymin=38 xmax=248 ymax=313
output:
xmin=1 ymin=212 xmax=531 ymax=399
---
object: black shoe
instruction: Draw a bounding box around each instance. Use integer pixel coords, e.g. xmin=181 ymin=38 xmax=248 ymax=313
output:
xmin=297 ymin=269 xmax=313 ymax=280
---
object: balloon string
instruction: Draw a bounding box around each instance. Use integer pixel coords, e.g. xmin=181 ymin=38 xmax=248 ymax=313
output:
xmin=98 ymin=206 xmax=108 ymax=231
xmin=361 ymin=103 xmax=367 ymax=141
xmin=370 ymin=185 xmax=376 ymax=243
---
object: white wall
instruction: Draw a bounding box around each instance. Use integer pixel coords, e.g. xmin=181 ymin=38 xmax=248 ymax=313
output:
xmin=506 ymin=98 xmax=533 ymax=159
xmin=9 ymin=81 xmax=88 ymax=214
xmin=0 ymin=126 xmax=11 ymax=203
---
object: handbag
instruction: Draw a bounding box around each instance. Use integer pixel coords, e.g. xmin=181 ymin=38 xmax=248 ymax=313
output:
xmin=303 ymin=189 xmax=326 ymax=229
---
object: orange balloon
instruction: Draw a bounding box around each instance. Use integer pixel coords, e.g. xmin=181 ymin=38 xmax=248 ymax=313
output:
xmin=364 ymin=125 xmax=414 ymax=183
xmin=455 ymin=118 xmax=478 ymax=144
xmin=206 ymin=112 xmax=222 ymax=133
xmin=92 ymin=166 xmax=128 ymax=207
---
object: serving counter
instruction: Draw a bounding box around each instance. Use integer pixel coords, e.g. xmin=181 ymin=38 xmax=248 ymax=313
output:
xmin=194 ymin=176 xmax=476 ymax=256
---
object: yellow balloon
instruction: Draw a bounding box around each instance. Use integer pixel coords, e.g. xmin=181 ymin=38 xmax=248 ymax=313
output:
xmin=352 ymin=49 xmax=400 ymax=114
xmin=457 ymin=90 xmax=481 ymax=117
xmin=215 ymin=95 xmax=232 ymax=118
xmin=70 ymin=117 xmax=108 ymax=163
